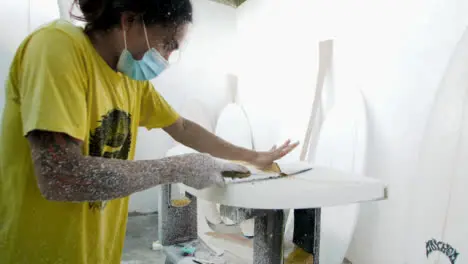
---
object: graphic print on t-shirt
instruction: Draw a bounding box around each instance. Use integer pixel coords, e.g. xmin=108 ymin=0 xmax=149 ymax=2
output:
xmin=88 ymin=109 xmax=133 ymax=211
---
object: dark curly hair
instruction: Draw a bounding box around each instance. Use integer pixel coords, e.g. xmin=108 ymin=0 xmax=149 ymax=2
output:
xmin=71 ymin=0 xmax=193 ymax=32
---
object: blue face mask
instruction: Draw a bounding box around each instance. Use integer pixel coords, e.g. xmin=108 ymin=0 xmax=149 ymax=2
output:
xmin=117 ymin=24 xmax=169 ymax=81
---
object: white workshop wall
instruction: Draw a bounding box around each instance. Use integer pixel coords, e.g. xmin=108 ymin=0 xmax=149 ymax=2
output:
xmin=0 ymin=0 xmax=28 ymax=118
xmin=236 ymin=0 xmax=468 ymax=263
xmin=1 ymin=0 xmax=60 ymax=113
xmin=1 ymin=0 xmax=61 ymax=127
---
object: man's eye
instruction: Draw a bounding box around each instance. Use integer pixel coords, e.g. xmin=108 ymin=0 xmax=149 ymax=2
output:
xmin=164 ymin=40 xmax=179 ymax=52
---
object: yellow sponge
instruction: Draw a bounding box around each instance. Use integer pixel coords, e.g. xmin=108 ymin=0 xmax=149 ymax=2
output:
xmin=170 ymin=199 xmax=191 ymax=207
xmin=285 ymin=246 xmax=314 ymax=264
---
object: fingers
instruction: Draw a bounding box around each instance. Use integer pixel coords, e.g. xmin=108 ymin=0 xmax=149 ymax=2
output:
xmin=282 ymin=141 xmax=299 ymax=155
xmin=277 ymin=139 xmax=291 ymax=150
xmin=270 ymin=145 xmax=277 ymax=151
xmin=274 ymin=140 xmax=299 ymax=159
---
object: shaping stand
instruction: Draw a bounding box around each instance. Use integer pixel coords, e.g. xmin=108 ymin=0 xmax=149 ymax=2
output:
xmin=160 ymin=185 xmax=288 ymax=264
xmin=159 ymin=184 xmax=197 ymax=246
xmin=253 ymin=210 xmax=285 ymax=264
xmin=160 ymin=169 xmax=388 ymax=264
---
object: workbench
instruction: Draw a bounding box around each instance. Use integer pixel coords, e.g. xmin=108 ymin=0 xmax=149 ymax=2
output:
xmin=159 ymin=167 xmax=387 ymax=264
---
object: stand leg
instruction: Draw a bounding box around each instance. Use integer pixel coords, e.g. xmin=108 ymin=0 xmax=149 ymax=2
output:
xmin=158 ymin=184 xmax=198 ymax=246
xmin=254 ymin=210 xmax=284 ymax=264
xmin=293 ymin=208 xmax=321 ymax=264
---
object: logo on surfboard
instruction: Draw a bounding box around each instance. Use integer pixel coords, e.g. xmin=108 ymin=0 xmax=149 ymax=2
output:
xmin=426 ymin=238 xmax=459 ymax=264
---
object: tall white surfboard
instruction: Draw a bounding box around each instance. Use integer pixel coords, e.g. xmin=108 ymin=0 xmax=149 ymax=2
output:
xmin=213 ymin=103 xmax=255 ymax=236
xmin=214 ymin=103 xmax=254 ymax=150
xmin=405 ymin=27 xmax=468 ymax=264
xmin=164 ymin=99 xmax=255 ymax=258
xmin=283 ymin=39 xmax=362 ymax=264
xmin=281 ymin=89 xmax=367 ymax=264
xmin=164 ymin=99 xmax=223 ymax=230
xmin=165 ymin=100 xmax=256 ymax=262
xmin=314 ymin=90 xmax=367 ymax=264
xmin=203 ymin=102 xmax=256 ymax=261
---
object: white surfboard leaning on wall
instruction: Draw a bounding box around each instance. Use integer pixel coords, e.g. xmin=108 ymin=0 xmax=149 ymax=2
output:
xmin=164 ymin=99 xmax=256 ymax=261
xmin=165 ymin=100 xmax=256 ymax=262
xmin=213 ymin=102 xmax=255 ymax=237
xmin=214 ymin=103 xmax=254 ymax=150
xmin=281 ymin=39 xmax=367 ymax=264
xmin=164 ymin=99 xmax=224 ymax=230
xmin=405 ymin=26 xmax=468 ymax=264
xmin=313 ymin=89 xmax=368 ymax=264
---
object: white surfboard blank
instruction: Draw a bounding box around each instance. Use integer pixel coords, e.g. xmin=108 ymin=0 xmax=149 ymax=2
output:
xmin=439 ymin=77 xmax=468 ymax=263
xmin=214 ymin=102 xmax=255 ymax=236
xmin=316 ymin=89 xmax=367 ymax=264
xmin=214 ymin=103 xmax=254 ymax=150
xmin=438 ymin=28 xmax=468 ymax=262
xmin=406 ymin=27 xmax=468 ymax=264
xmin=180 ymin=98 xmax=214 ymax=132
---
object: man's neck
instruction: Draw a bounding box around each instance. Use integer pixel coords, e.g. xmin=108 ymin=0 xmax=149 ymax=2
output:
xmin=86 ymin=30 xmax=122 ymax=71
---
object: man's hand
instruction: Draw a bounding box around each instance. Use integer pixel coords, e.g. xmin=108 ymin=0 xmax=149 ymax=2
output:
xmin=164 ymin=117 xmax=299 ymax=170
xmin=179 ymin=153 xmax=250 ymax=189
xmin=249 ymin=140 xmax=299 ymax=169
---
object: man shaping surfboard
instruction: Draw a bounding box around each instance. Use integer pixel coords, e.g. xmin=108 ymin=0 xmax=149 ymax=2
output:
xmin=0 ymin=0 xmax=298 ymax=263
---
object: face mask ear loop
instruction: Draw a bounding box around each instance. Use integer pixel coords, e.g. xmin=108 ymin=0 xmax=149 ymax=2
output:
xmin=143 ymin=23 xmax=151 ymax=50
xmin=122 ymin=24 xmax=128 ymax=50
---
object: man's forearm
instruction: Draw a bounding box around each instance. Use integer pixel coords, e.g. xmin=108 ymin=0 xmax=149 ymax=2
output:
xmin=40 ymin=155 xmax=184 ymax=202
xmin=176 ymin=119 xmax=257 ymax=162
xmin=29 ymin=131 xmax=186 ymax=202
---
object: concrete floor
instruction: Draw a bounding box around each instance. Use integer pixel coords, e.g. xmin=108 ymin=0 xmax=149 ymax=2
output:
xmin=122 ymin=213 xmax=166 ymax=264
xmin=122 ymin=213 xmax=353 ymax=264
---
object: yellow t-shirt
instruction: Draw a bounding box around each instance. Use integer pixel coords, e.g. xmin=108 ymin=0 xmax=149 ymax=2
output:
xmin=0 ymin=20 xmax=179 ymax=264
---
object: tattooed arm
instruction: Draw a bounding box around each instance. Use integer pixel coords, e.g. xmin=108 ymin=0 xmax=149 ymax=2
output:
xmin=28 ymin=130 xmax=248 ymax=202
xmin=164 ymin=117 xmax=299 ymax=168
xmin=164 ymin=117 xmax=257 ymax=162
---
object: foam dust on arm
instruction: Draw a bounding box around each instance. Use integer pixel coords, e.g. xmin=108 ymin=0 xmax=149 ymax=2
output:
xmin=28 ymin=130 xmax=180 ymax=202
xmin=223 ymin=160 xmax=282 ymax=176
xmin=28 ymin=130 xmax=244 ymax=202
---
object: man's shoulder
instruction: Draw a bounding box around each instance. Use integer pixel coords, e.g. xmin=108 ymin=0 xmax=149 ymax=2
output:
xmin=35 ymin=19 xmax=87 ymax=42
